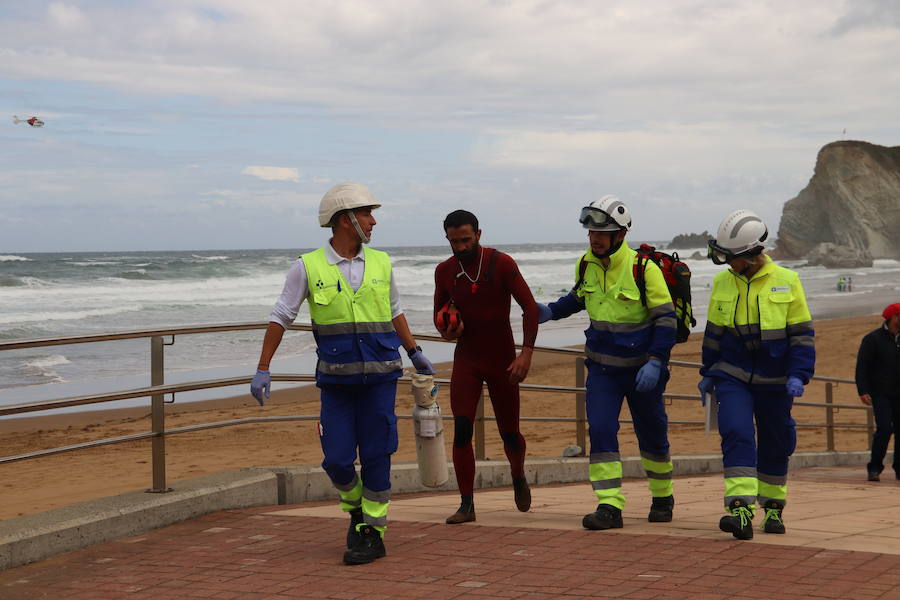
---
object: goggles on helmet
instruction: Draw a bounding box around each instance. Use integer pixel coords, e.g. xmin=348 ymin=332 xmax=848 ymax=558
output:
xmin=707 ymin=239 xmax=763 ymax=265
xmin=579 ymin=206 xmax=619 ymax=231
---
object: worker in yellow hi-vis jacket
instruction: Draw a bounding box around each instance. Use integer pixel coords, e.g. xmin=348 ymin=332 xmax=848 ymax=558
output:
xmin=700 ymin=209 xmax=815 ymax=540
xmin=538 ymin=195 xmax=677 ymax=530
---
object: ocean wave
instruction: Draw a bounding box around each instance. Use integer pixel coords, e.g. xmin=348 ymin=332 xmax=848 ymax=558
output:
xmin=24 ymin=354 xmax=71 ymax=369
xmin=0 ymin=276 xmax=49 ymax=288
xmin=66 ymin=261 xmax=123 ymax=266
xmin=0 ymin=304 xmax=144 ymax=325
xmin=512 ymin=251 xmax=585 ymax=262
xmin=192 ymin=254 xmax=230 ymax=261
xmin=0 ymin=255 xmax=30 ymax=262
xmin=392 ymin=256 xmax=448 ymax=266
xmin=0 ymin=325 xmax=47 ymax=339
xmin=20 ymin=354 xmax=70 ymax=383
xmin=115 ymin=269 xmax=156 ymax=280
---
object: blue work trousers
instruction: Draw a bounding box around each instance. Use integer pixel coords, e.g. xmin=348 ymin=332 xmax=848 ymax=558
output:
xmin=716 ymin=378 xmax=796 ymax=477
xmin=586 ymin=366 xmax=671 ymax=459
xmin=319 ymin=381 xmax=398 ymax=493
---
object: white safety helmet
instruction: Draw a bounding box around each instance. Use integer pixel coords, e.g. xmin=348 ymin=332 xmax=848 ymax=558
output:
xmin=579 ymin=195 xmax=632 ymax=232
xmin=318 ymin=183 xmax=380 ymax=228
xmin=708 ymin=209 xmax=768 ymax=265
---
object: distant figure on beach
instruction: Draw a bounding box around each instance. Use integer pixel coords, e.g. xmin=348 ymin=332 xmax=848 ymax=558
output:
xmin=699 ymin=209 xmax=815 ymax=540
xmin=433 ymin=209 xmax=538 ymax=524
xmin=537 ymin=195 xmax=677 ymax=530
xmin=847 ymin=276 xmax=852 ymax=292
xmin=249 ymin=183 xmax=435 ymax=565
xmin=837 ymin=278 xmax=845 ymax=292
xmin=855 ymin=303 xmax=900 ymax=482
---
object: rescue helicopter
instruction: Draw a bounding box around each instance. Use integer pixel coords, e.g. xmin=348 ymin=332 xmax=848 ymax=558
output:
xmin=12 ymin=115 xmax=44 ymax=127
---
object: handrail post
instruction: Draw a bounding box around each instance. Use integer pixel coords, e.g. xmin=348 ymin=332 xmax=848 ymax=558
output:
xmin=475 ymin=389 xmax=486 ymax=460
xmin=825 ymin=382 xmax=835 ymax=451
xmin=147 ymin=336 xmax=171 ymax=493
xmin=575 ymin=357 xmax=586 ymax=455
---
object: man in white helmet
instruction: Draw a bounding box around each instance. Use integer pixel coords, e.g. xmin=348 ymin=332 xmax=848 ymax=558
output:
xmin=536 ymin=196 xmax=678 ymax=530
xmin=700 ymin=209 xmax=815 ymax=540
xmin=250 ymin=182 xmax=435 ymax=565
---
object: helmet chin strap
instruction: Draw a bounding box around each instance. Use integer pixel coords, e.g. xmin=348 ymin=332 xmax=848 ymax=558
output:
xmin=348 ymin=210 xmax=370 ymax=244
xmin=591 ymin=232 xmax=623 ymax=259
xmin=734 ymin=255 xmax=759 ymax=276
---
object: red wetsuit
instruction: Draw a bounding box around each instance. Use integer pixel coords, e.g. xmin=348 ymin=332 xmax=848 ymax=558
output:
xmin=433 ymin=247 xmax=538 ymax=496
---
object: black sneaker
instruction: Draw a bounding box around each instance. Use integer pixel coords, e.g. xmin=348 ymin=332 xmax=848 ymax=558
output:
xmin=346 ymin=508 xmax=364 ymax=548
xmin=343 ymin=526 xmax=386 ymax=565
xmin=582 ymin=504 xmax=623 ymax=530
xmin=648 ymin=495 xmax=674 ymax=523
xmin=867 ymin=470 xmax=880 ymax=482
xmin=760 ymin=500 xmax=785 ymax=534
xmin=719 ymin=499 xmax=754 ymax=540
xmin=513 ymin=477 xmax=532 ymax=512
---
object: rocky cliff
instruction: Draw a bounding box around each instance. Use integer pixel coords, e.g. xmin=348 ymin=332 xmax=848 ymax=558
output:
xmin=776 ymin=141 xmax=900 ymax=266
xmin=668 ymin=231 xmax=711 ymax=249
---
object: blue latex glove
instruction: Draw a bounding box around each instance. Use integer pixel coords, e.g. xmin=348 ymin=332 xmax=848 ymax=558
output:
xmin=410 ymin=349 xmax=436 ymax=375
xmin=250 ymin=369 xmax=270 ymax=406
xmin=698 ymin=377 xmax=715 ymax=406
xmin=786 ymin=376 xmax=805 ymax=397
xmin=634 ymin=358 xmax=663 ymax=392
xmin=537 ymin=303 xmax=553 ymax=324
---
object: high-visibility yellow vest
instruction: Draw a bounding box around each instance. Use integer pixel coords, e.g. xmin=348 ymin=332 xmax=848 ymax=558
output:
xmin=302 ymin=247 xmax=401 ymax=384
xmin=703 ymin=256 xmax=814 ymax=386
xmin=575 ymin=244 xmax=675 ymax=368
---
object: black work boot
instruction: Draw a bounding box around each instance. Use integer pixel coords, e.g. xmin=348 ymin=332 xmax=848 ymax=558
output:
xmin=343 ymin=525 xmax=386 ymax=565
xmin=582 ymin=504 xmax=623 ymax=530
xmin=513 ymin=477 xmax=532 ymax=512
xmin=648 ymin=495 xmax=674 ymax=523
xmin=719 ymin=499 xmax=754 ymax=540
xmin=346 ymin=508 xmax=364 ymax=548
xmin=867 ymin=469 xmax=881 ymax=482
xmin=760 ymin=500 xmax=786 ymax=534
xmin=446 ymin=496 xmax=476 ymax=524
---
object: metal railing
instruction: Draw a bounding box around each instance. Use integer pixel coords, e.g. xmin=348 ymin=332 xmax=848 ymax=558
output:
xmin=0 ymin=322 xmax=871 ymax=493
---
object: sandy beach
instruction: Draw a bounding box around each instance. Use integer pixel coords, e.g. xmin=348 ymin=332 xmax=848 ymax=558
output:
xmin=0 ymin=313 xmax=881 ymax=520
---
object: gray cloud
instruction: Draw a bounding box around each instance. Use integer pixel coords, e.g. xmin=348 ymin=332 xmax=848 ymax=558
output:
xmin=832 ymin=0 xmax=900 ymax=34
xmin=1 ymin=1 xmax=899 ymax=250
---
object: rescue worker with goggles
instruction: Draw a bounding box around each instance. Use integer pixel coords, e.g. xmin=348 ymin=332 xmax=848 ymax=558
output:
xmin=250 ymin=183 xmax=435 ymax=565
xmin=537 ymin=196 xmax=677 ymax=530
xmin=699 ymin=209 xmax=815 ymax=540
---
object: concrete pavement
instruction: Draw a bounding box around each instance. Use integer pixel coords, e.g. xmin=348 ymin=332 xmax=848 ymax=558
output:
xmin=1 ymin=464 xmax=899 ymax=599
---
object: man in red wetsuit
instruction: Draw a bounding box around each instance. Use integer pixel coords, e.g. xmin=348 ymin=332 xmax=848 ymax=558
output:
xmin=434 ymin=209 xmax=539 ymax=524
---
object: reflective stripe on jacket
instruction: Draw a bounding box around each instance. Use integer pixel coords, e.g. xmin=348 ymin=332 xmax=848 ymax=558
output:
xmin=701 ymin=255 xmax=815 ymax=387
xmin=302 ymin=246 xmax=402 ymax=385
xmin=575 ymin=244 xmax=676 ymax=368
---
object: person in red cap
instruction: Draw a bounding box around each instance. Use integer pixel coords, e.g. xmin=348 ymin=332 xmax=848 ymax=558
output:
xmin=855 ymin=303 xmax=900 ymax=481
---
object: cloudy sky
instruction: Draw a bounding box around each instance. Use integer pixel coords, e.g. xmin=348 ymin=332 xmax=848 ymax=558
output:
xmin=2 ymin=1 xmax=899 ymax=252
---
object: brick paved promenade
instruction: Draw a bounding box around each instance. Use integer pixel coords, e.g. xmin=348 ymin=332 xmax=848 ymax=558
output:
xmin=2 ymin=465 xmax=899 ymax=600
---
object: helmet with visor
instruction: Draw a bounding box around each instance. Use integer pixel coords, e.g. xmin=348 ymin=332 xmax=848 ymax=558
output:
xmin=579 ymin=195 xmax=632 ymax=232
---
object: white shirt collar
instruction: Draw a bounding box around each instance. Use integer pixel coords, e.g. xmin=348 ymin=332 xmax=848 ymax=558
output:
xmin=325 ymin=240 xmax=365 ymax=265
